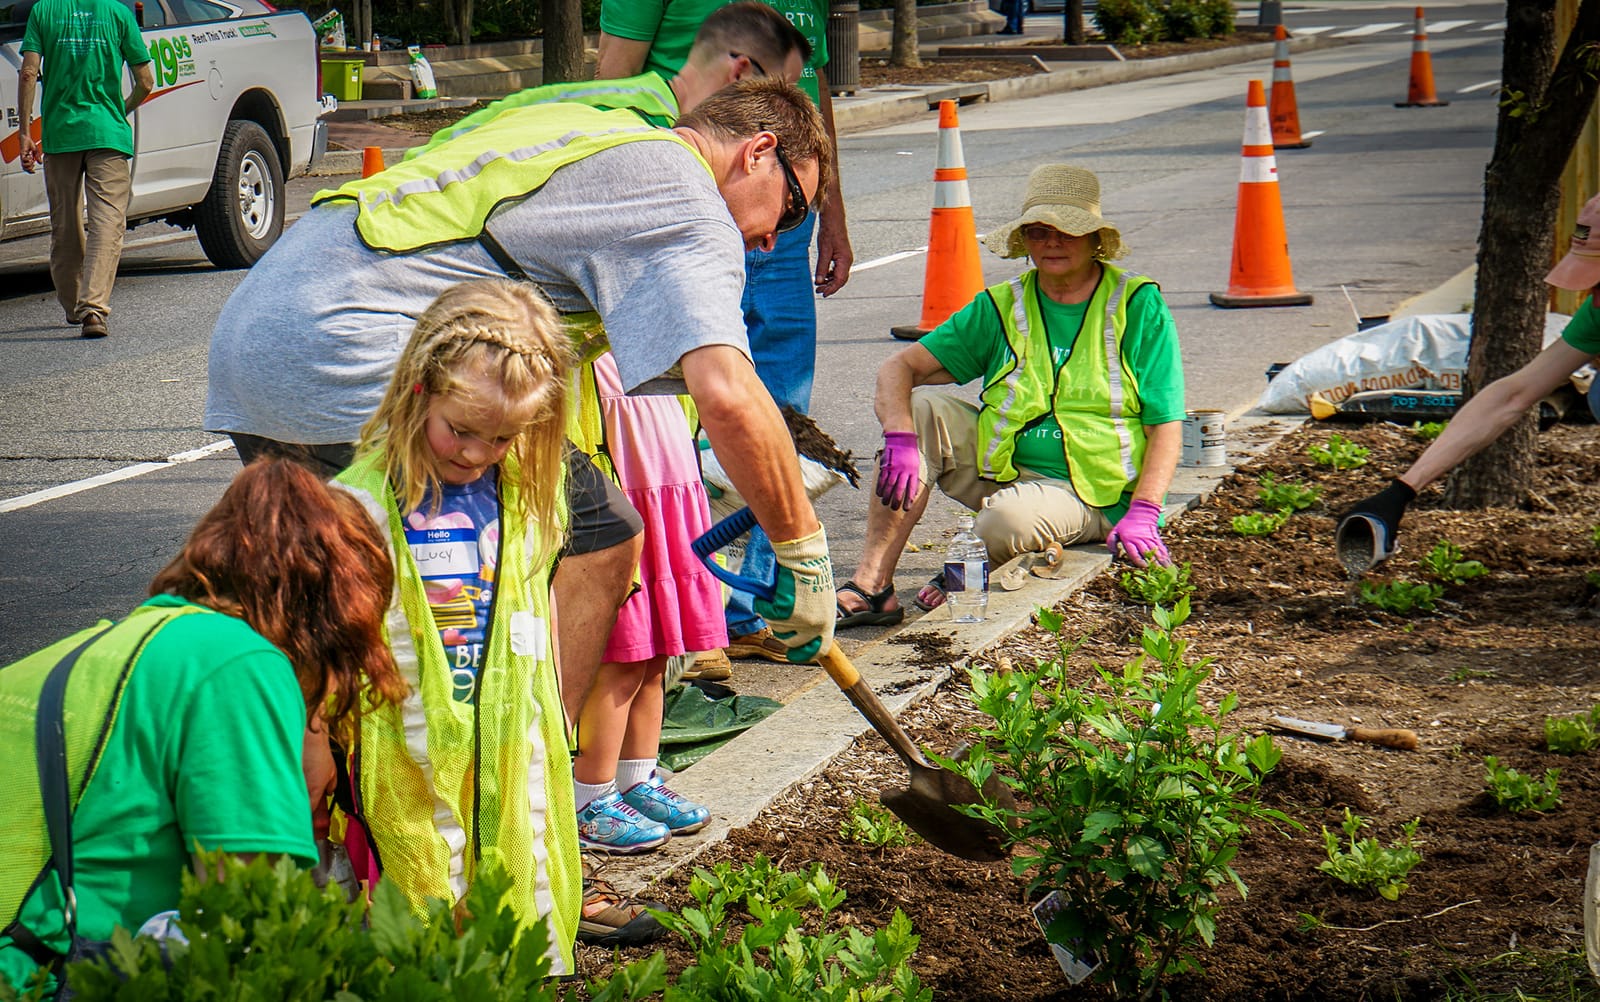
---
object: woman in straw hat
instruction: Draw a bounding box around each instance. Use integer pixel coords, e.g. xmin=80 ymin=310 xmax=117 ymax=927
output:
xmin=1335 ymin=190 xmax=1600 ymax=574
xmin=836 ymin=164 xmax=1186 ymax=625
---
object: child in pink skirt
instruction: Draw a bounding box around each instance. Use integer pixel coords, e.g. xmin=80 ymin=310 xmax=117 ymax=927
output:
xmin=571 ymin=353 xmax=727 ymax=854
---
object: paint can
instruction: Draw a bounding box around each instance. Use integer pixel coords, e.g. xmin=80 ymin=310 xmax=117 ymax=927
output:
xmin=1181 ymin=410 xmax=1226 ymax=467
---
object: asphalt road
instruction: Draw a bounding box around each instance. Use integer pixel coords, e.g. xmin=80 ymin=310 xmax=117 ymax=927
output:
xmin=0 ymin=14 xmax=1502 ymax=660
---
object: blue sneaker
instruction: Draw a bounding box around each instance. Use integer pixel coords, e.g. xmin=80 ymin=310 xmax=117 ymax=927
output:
xmin=621 ymin=773 xmax=711 ymax=835
xmin=577 ymin=791 xmax=670 ymax=855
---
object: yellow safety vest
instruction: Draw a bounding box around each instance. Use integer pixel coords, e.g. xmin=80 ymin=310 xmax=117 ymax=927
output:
xmin=976 ymin=265 xmax=1154 ymax=507
xmin=334 ymin=452 xmax=580 ymax=974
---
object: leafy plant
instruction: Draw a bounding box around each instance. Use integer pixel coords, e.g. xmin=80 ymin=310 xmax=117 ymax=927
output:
xmin=1422 ymin=540 xmax=1489 ymax=585
xmin=1118 ymin=559 xmax=1195 ymax=607
xmin=1544 ymin=707 xmax=1600 ymax=754
xmin=1231 ymin=510 xmax=1290 ymax=537
xmin=1317 ymin=809 xmax=1422 ymax=901
xmin=1359 ymin=579 xmax=1445 ymax=614
xmin=1093 ymin=0 xmax=1163 ymax=44
xmin=1411 ymin=421 xmax=1447 ymax=441
xmin=950 ymin=599 xmax=1297 ymax=998
xmin=619 ymin=856 xmax=931 ymax=1002
xmin=1306 ymin=434 xmax=1370 ymax=470
xmin=1484 ymin=756 xmax=1561 ymax=813
xmin=1256 ymin=473 xmax=1321 ymax=512
xmin=840 ymin=800 xmax=918 ymax=849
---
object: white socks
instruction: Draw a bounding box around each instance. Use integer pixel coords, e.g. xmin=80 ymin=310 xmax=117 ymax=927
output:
xmin=616 ymin=758 xmax=656 ymax=793
xmin=574 ymin=779 xmax=615 ymax=812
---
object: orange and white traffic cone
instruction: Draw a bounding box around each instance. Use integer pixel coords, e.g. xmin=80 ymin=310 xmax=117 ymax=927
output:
xmin=890 ymin=100 xmax=986 ymax=341
xmin=1269 ymin=25 xmax=1310 ymax=149
xmin=1210 ymin=79 xmax=1314 ymax=309
xmin=362 ymin=146 xmax=385 ymax=178
xmin=1395 ymin=7 xmax=1449 ymax=107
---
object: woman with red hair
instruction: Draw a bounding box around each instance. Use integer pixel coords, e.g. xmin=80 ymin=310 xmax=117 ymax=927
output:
xmin=0 ymin=458 xmax=406 ymax=992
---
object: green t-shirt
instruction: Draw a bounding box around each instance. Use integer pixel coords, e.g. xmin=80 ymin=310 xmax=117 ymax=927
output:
xmin=600 ymin=0 xmax=828 ymax=105
xmin=1561 ymin=295 xmax=1600 ymax=354
xmin=0 ymin=596 xmax=315 ymax=990
xmin=921 ymin=273 xmax=1186 ymax=516
xmin=21 ymin=0 xmax=150 ymax=156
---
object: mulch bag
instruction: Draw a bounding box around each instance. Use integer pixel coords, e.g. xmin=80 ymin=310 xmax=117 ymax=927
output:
xmin=1256 ymin=313 xmax=1573 ymax=416
xmin=407 ymin=45 xmax=437 ymax=99
xmin=657 ymin=683 xmax=781 ymax=773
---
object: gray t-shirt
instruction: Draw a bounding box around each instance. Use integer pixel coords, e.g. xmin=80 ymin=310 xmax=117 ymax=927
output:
xmin=205 ymin=140 xmax=749 ymax=445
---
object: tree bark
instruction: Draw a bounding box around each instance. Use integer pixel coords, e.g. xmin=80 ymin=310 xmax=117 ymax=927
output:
xmin=541 ymin=0 xmax=584 ymax=83
xmin=1447 ymin=0 xmax=1600 ymax=508
xmin=1065 ymin=0 xmax=1087 ymax=44
xmin=891 ymin=0 xmax=921 ymax=68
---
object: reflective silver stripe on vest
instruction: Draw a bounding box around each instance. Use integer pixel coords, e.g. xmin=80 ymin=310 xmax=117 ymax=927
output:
xmin=980 ymin=276 xmax=1034 ymax=475
xmin=1103 ymin=270 xmax=1138 ymax=483
xmin=364 ymin=125 xmax=659 ymax=211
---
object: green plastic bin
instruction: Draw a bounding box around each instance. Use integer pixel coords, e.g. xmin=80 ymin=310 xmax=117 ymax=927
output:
xmin=321 ymin=58 xmax=363 ymax=102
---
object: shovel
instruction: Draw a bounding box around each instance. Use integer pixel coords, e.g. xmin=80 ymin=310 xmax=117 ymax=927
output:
xmin=693 ymin=508 xmax=1015 ymax=862
xmin=1271 ymin=715 xmax=1419 ymax=750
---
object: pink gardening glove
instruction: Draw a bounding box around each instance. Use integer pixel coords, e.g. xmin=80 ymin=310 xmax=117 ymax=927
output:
xmin=874 ymin=431 xmax=921 ymax=511
xmin=1106 ymin=499 xmax=1171 ymax=568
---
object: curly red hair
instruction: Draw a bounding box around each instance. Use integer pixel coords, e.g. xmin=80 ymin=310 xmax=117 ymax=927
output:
xmin=149 ymin=458 xmax=405 ymax=739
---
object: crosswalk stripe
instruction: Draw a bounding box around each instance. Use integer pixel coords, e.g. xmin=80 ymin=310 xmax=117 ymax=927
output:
xmin=1330 ymin=21 xmax=1404 ymax=36
xmin=1476 ymin=20 xmax=1506 ymax=30
xmin=1424 ymin=20 xmax=1473 ymax=32
xmin=1291 ymin=24 xmax=1335 ymax=35
xmin=1457 ymin=79 xmax=1500 ymax=93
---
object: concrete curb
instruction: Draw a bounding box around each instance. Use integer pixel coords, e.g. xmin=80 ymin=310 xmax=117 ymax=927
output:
xmin=310 ymin=35 xmax=1351 ymax=176
xmin=592 ymin=412 xmax=1304 ymax=898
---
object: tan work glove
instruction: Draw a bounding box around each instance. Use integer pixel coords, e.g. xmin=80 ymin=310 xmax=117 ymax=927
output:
xmin=755 ymin=525 xmax=836 ymax=664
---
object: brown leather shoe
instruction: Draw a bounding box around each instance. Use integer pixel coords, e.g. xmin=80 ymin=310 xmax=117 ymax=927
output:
xmin=680 ymin=648 xmax=732 ymax=682
xmin=80 ymin=312 xmax=108 ymax=339
xmin=725 ymin=627 xmax=818 ymax=664
xmin=578 ymin=856 xmax=668 ymax=947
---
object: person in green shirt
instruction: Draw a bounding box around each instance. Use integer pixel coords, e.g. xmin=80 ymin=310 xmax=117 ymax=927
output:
xmin=0 ymin=459 xmax=405 ymax=992
xmin=1336 ymin=190 xmax=1600 ymax=574
xmin=836 ymin=164 xmax=1186 ymax=626
xmin=18 ymin=0 xmax=153 ymax=339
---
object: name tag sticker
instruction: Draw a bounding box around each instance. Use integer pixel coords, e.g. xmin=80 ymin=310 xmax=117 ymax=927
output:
xmin=509 ymin=610 xmax=546 ymax=659
xmin=405 ymin=526 xmax=478 ymax=580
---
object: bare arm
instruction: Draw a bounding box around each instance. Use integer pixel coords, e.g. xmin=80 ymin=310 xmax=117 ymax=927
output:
xmin=1131 ymin=421 xmax=1182 ymax=506
xmin=596 ymin=32 xmax=652 ymax=79
xmin=1400 ymin=339 xmax=1593 ymax=491
xmin=812 ymin=68 xmax=852 ymax=297
xmin=127 ymin=60 xmax=154 ymax=114
xmin=875 ymin=343 xmax=955 ymax=433
xmin=683 ymin=344 xmax=818 ymax=541
xmin=18 ymin=51 xmax=40 ymax=171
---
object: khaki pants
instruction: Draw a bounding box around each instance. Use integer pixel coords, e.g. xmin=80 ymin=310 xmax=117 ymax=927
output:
xmin=44 ymin=148 xmax=132 ymax=322
xmin=911 ymin=389 xmax=1115 ymax=564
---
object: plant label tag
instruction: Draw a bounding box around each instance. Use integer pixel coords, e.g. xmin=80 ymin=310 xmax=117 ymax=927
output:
xmin=1031 ymin=890 xmax=1100 ymax=985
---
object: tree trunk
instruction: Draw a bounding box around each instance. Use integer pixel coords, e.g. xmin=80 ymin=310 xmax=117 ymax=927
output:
xmin=1065 ymin=0 xmax=1087 ymax=44
xmin=541 ymin=0 xmax=584 ymax=83
xmin=891 ymin=0 xmax=921 ymax=68
xmin=1447 ymin=0 xmax=1600 ymax=508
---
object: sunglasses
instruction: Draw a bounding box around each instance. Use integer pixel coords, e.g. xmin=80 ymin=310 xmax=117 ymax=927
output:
xmin=773 ymin=144 xmax=809 ymax=234
xmin=729 ymin=50 xmax=767 ymax=77
xmin=1022 ymin=224 xmax=1072 ymax=242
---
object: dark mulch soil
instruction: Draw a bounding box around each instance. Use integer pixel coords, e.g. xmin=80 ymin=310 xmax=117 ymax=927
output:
xmin=582 ymin=420 xmax=1600 ymax=1000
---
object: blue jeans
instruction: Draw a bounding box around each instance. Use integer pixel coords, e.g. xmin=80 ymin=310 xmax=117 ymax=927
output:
xmin=726 ymin=213 xmax=818 ymax=638
xmin=1004 ymin=0 xmax=1026 ymax=32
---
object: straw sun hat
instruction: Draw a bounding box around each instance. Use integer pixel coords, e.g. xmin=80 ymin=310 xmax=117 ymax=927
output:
xmin=984 ymin=164 xmax=1126 ymax=261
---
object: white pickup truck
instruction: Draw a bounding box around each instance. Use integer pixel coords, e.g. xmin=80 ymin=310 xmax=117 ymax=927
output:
xmin=1 ymin=0 xmax=331 ymax=267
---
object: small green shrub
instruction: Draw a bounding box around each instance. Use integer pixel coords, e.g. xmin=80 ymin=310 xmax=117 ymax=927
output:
xmin=1483 ymin=756 xmax=1561 ymax=813
xmin=1119 ymin=560 xmax=1195 ymax=607
xmin=840 ymin=800 xmax=918 ymax=849
xmin=1256 ymin=472 xmax=1321 ymax=512
xmin=1411 ymin=421 xmax=1447 ymax=441
xmin=1544 ymin=707 xmax=1600 ymax=754
xmin=1359 ymin=579 xmax=1445 ymax=614
xmin=1158 ymin=0 xmax=1215 ymax=39
xmin=1094 ymin=0 xmax=1163 ymax=44
xmin=1421 ymin=540 xmax=1488 ymax=585
xmin=1318 ymin=809 xmax=1422 ymax=901
xmin=1306 ymin=434 xmax=1370 ymax=470
xmin=1232 ymin=510 xmax=1290 ymax=537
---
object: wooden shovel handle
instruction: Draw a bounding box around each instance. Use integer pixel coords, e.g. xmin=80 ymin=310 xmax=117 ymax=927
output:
xmin=819 ymin=643 xmax=934 ymax=770
xmin=1345 ymin=726 xmax=1420 ymax=751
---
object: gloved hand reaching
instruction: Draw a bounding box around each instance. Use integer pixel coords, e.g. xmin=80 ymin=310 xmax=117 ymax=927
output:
xmin=874 ymin=431 xmax=921 ymax=511
xmin=1335 ymin=478 xmax=1416 ymax=574
xmin=755 ymin=525 xmax=836 ymax=664
xmin=1106 ymin=499 xmax=1171 ymax=568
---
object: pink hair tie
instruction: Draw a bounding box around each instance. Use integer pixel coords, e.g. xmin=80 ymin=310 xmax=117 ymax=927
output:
xmin=412 ymin=382 xmax=423 ymax=395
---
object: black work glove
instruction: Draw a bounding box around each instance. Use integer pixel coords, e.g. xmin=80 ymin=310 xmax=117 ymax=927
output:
xmin=1335 ymin=478 xmax=1416 ymax=575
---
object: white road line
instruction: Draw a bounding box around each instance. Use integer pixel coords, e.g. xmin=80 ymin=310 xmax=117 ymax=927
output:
xmin=1290 ymin=25 xmax=1335 ymax=35
xmin=1457 ymin=79 xmax=1500 ymax=93
xmin=1476 ymin=20 xmax=1506 ymax=30
xmin=1301 ymin=130 xmax=1327 ymax=140
xmin=851 ymin=247 xmax=927 ymax=273
xmin=0 ymin=439 xmax=234 ymax=515
xmin=1424 ymin=20 xmax=1474 ymax=32
xmin=1330 ymin=21 xmax=1404 ymax=36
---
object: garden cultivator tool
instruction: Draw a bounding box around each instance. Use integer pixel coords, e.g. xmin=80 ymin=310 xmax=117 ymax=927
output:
xmin=693 ymin=508 xmax=1014 ymax=862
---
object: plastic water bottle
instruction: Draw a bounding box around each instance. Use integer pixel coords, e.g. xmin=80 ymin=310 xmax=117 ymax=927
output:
xmin=944 ymin=512 xmax=989 ymax=623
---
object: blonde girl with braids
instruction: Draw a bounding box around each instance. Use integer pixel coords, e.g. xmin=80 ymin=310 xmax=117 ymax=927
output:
xmin=333 ymin=278 xmax=584 ymax=971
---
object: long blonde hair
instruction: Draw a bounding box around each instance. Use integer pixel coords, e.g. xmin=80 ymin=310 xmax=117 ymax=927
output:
xmin=358 ymin=279 xmax=574 ymax=569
